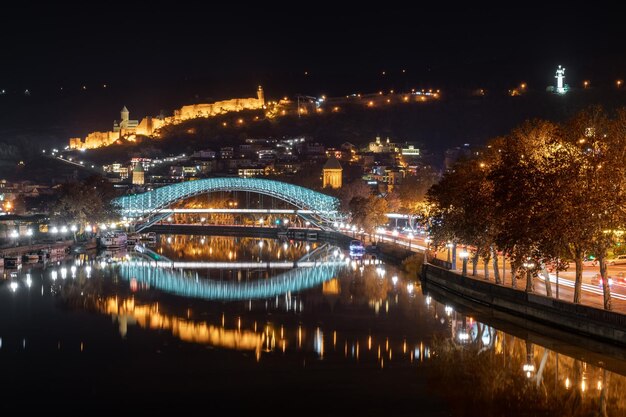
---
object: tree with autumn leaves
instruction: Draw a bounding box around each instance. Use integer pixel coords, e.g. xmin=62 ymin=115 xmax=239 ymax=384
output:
xmin=427 ymin=107 xmax=626 ymax=310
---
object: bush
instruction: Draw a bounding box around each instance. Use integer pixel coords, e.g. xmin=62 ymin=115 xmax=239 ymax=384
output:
xmin=402 ymin=253 xmax=424 ymax=278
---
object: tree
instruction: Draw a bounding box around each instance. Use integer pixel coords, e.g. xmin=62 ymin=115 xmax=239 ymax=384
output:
xmin=397 ymin=166 xmax=440 ymax=214
xmin=332 ymin=179 xmax=372 ymax=212
xmin=349 ymin=195 xmax=388 ymax=235
xmin=50 ymin=175 xmax=120 ymax=229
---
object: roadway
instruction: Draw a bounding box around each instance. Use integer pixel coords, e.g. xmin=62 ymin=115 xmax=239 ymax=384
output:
xmin=367 ymin=228 xmax=626 ymax=313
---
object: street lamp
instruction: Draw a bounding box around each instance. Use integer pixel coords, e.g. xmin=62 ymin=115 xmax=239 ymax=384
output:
xmin=446 ymin=242 xmax=453 ymax=262
xmin=523 ymin=261 xmax=535 ymax=292
xmin=459 ymin=251 xmax=469 ymax=276
xmin=376 ymin=227 xmax=385 ymax=243
xmin=392 ymin=229 xmax=399 ymax=243
xmin=70 ymin=224 xmax=77 ymax=241
xmin=424 ymin=237 xmax=432 ymax=262
xmin=305 ymin=221 xmax=310 ymax=229
xmin=26 ymin=228 xmax=33 ymax=245
xmin=407 ymin=232 xmax=414 ymax=250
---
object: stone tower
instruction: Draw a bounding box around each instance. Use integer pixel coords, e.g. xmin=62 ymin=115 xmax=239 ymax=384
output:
xmin=132 ymin=163 xmax=145 ymax=185
xmin=120 ymin=106 xmax=130 ymax=128
xmin=323 ymin=156 xmax=343 ymax=189
xmin=257 ymin=86 xmax=265 ymax=103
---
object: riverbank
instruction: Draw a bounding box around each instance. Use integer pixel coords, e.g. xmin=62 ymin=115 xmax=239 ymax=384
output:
xmin=421 ymin=262 xmax=626 ymax=347
xmin=0 ymin=240 xmax=73 ymax=258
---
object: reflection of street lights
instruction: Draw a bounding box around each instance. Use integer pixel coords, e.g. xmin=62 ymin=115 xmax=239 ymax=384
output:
xmin=10 ymin=229 xmax=19 ymax=247
xmin=523 ymin=341 xmax=535 ymax=379
xmin=460 ymin=251 xmax=469 ymax=276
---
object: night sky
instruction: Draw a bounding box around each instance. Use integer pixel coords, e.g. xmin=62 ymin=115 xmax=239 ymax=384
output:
xmin=0 ymin=4 xmax=624 ymax=142
xmin=2 ymin=4 xmax=624 ymax=95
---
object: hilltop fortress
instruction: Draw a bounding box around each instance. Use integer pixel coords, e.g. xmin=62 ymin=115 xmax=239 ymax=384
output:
xmin=69 ymin=87 xmax=266 ymax=150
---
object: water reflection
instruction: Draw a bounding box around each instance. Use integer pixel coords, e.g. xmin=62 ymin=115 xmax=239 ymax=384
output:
xmin=114 ymin=259 xmax=347 ymax=300
xmin=102 ymin=297 xmax=265 ymax=355
xmin=156 ymin=235 xmax=314 ymax=262
xmin=423 ymin=295 xmax=626 ymax=416
xmin=1 ymin=235 xmax=625 ymax=415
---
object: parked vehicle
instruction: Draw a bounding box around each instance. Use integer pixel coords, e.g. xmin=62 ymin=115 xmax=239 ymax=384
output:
xmin=606 ymin=254 xmax=626 ymax=266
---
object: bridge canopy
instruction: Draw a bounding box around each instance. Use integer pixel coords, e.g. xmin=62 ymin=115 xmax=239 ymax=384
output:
xmin=114 ymin=177 xmax=342 ymax=223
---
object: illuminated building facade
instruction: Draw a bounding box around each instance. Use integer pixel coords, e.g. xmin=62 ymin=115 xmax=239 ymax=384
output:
xmin=322 ymin=157 xmax=343 ymax=189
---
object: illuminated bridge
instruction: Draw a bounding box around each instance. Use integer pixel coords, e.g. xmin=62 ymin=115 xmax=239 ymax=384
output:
xmin=113 ymin=177 xmax=343 ymax=229
xmin=115 ymin=260 xmax=346 ymax=301
xmin=124 ymin=260 xmax=338 ymax=269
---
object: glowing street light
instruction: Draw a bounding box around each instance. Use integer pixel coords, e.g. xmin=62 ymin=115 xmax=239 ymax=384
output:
xmin=459 ymin=251 xmax=469 ymax=276
xmin=523 ymin=261 xmax=536 ymax=292
xmin=407 ymin=232 xmax=414 ymax=250
xmin=446 ymin=242 xmax=453 ymax=262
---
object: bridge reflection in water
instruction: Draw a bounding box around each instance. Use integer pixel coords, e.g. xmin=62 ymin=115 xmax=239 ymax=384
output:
xmin=114 ymin=260 xmax=348 ymax=301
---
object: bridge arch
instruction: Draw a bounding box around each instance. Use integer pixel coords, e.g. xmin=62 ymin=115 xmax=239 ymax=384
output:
xmin=114 ymin=177 xmax=343 ymax=225
xmin=116 ymin=261 xmax=346 ymax=300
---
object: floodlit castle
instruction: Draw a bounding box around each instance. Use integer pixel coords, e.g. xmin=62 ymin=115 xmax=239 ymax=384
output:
xmin=69 ymin=87 xmax=265 ymax=150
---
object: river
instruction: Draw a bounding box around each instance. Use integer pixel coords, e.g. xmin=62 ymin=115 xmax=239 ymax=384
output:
xmin=0 ymin=234 xmax=624 ymax=416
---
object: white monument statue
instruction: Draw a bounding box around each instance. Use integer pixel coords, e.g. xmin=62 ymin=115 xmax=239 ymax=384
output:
xmin=555 ymin=65 xmax=567 ymax=94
